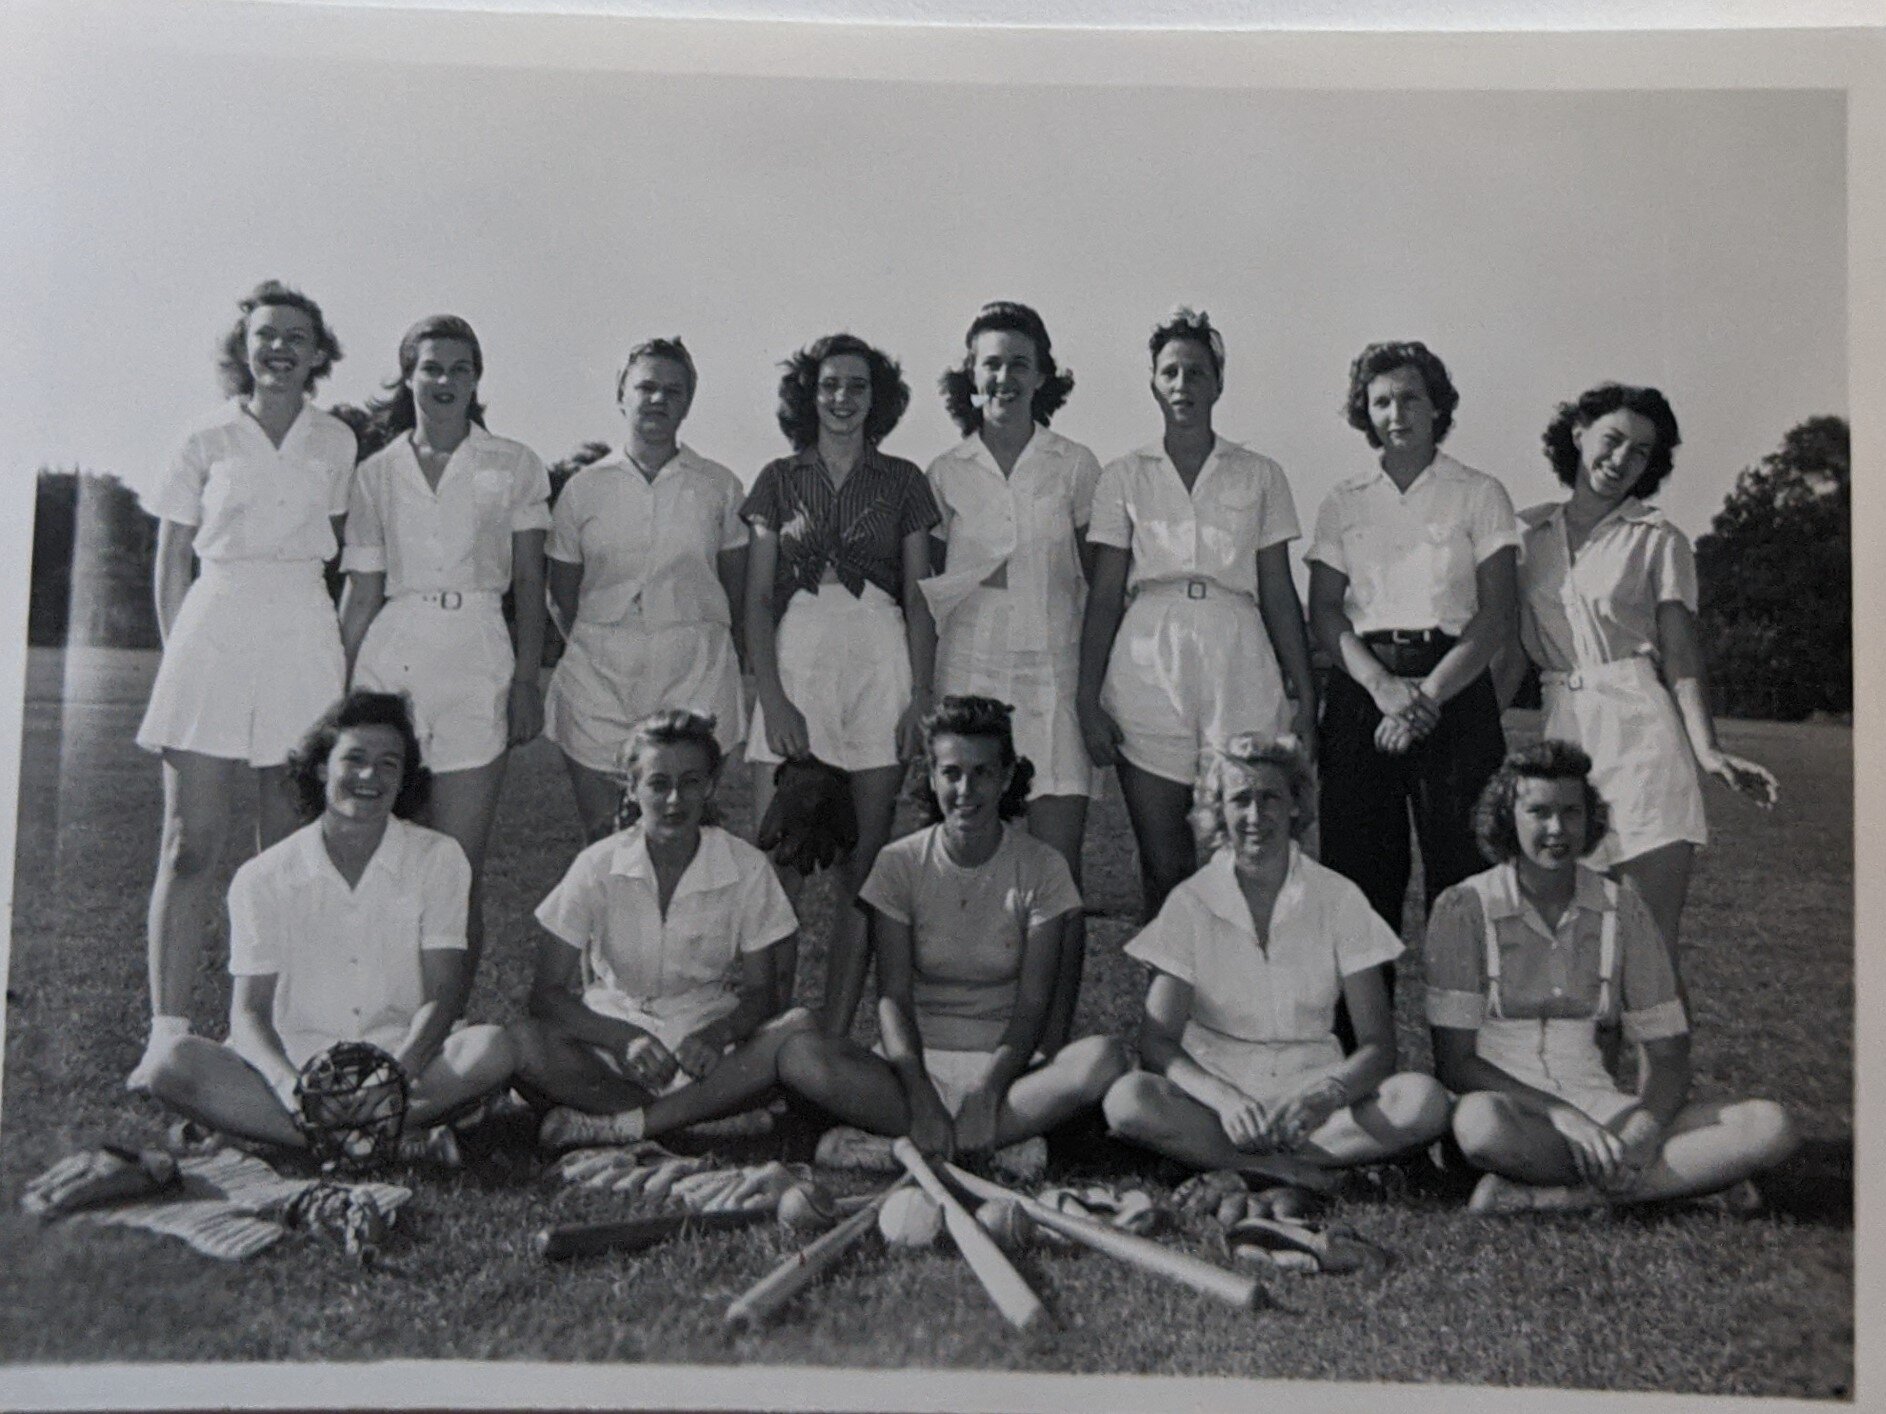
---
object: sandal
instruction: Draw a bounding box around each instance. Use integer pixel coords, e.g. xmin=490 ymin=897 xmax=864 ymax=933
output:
xmin=22 ymin=1144 xmax=180 ymax=1218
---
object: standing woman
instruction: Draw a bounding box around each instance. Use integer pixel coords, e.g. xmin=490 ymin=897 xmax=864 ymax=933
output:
xmin=1306 ymin=341 xmax=1518 ymax=1010
xmin=1078 ymin=308 xmax=1318 ymax=919
xmin=743 ymin=333 xmax=940 ymax=1037
xmin=925 ymin=301 xmax=1103 ymax=1054
xmin=131 ymin=280 xmax=357 ymax=1085
xmin=544 ymin=339 xmax=748 ymax=843
xmin=1507 ymin=383 xmax=1777 ymax=976
xmin=339 ymin=315 xmax=550 ymax=999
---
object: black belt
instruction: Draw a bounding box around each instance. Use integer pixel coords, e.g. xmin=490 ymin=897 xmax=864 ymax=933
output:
xmin=1361 ymin=628 xmax=1455 ymax=677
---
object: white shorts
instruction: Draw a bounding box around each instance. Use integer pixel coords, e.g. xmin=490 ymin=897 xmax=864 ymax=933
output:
xmin=875 ymin=1045 xmax=1046 ymax=1115
xmin=1475 ymin=1016 xmax=1639 ymax=1126
xmin=137 ymin=560 xmax=345 ymax=768
xmin=1542 ymin=656 xmax=1707 ymax=866
xmin=1183 ymin=1026 xmax=1347 ymax=1109
xmin=748 ymin=582 xmax=910 ymax=772
xmin=354 ymin=594 xmax=512 ymax=774
xmin=935 ymin=633 xmax=1092 ymax=799
xmin=1100 ymin=584 xmax=1291 ymax=786
xmin=546 ymin=619 xmax=745 ymax=774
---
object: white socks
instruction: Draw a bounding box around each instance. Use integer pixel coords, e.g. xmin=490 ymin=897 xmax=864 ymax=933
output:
xmin=541 ymin=1106 xmax=647 ymax=1150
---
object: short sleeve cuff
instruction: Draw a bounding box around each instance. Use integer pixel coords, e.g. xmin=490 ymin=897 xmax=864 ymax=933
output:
xmin=1302 ymin=540 xmax=1346 ymax=574
xmin=1425 ymin=987 xmax=1486 ymax=1030
xmin=1122 ymin=933 xmax=1194 ymax=987
xmin=856 ymin=884 xmax=911 ymax=926
xmin=420 ymin=933 xmax=469 ymax=952
xmin=546 ymin=542 xmax=583 ymax=565
xmin=1622 ymin=999 xmax=1689 ymax=1042
xmin=533 ymin=899 xmax=585 ymax=950
xmin=511 ymin=504 xmax=554 ymax=534
xmin=152 ymin=494 xmax=204 ymax=528
xmin=719 ymin=522 xmax=751 ymax=552
xmin=340 ymin=545 xmax=387 ymax=575
xmin=1473 ymin=528 xmax=1523 ymax=563
xmin=1254 ymin=527 xmax=1302 ymax=553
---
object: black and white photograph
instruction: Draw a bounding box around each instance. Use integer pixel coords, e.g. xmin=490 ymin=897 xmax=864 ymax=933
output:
xmin=0 ymin=2 xmax=1872 ymax=1407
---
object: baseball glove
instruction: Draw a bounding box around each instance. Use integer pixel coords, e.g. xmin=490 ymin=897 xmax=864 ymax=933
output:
xmin=756 ymin=757 xmax=858 ymax=875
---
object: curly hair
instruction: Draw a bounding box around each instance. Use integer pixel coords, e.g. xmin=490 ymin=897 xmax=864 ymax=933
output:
xmin=612 ymin=708 xmax=724 ymax=831
xmin=775 ymin=333 xmax=911 ymax=451
xmin=1343 ymin=341 xmax=1459 ymax=448
xmin=909 ymin=695 xmax=1036 ymax=825
xmin=355 ymin=315 xmax=488 ymax=458
xmin=1472 ymin=738 xmax=1611 ymax=864
xmin=938 ymin=301 xmax=1075 ymax=435
xmin=1541 ymin=382 xmax=1682 ymax=501
xmin=216 ymin=280 xmax=343 ymax=399
xmin=286 ymin=690 xmax=431 ymax=824
xmin=617 ymin=337 xmax=698 ymax=402
xmin=1148 ymin=306 xmax=1225 ymax=382
xmin=1189 ymin=734 xmax=1316 ymax=853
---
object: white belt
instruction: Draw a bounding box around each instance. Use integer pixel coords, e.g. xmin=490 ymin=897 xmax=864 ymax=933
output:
xmin=1540 ymin=656 xmax=1658 ymax=693
xmin=396 ymin=589 xmax=503 ymax=611
xmin=1133 ymin=577 xmax=1250 ymax=604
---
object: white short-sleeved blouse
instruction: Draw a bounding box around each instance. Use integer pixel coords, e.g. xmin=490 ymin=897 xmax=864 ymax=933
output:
xmin=1517 ymin=497 xmax=1697 ymax=674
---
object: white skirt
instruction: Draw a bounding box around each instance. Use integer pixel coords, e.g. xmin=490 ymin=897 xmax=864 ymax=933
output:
xmin=747 ymin=582 xmax=909 ymax=772
xmin=136 ymin=560 xmax=344 ymax=768
xmin=935 ymin=632 xmax=1092 ymax=799
xmin=1541 ymin=656 xmax=1707 ymax=866
xmin=546 ymin=618 xmax=746 ymax=773
xmin=353 ymin=594 xmax=512 ymax=774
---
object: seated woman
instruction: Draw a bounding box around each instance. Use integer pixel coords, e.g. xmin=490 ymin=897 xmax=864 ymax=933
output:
xmin=1103 ymin=734 xmax=1450 ymax=1187
xmin=140 ymin=690 xmax=515 ymax=1163
xmin=780 ymin=696 xmax=1129 ymax=1178
xmin=513 ymin=709 xmax=813 ymax=1149
xmin=1428 ymin=740 xmax=1797 ymax=1214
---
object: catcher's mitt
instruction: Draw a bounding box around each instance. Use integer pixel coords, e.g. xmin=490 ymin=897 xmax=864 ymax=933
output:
xmin=756 ymin=757 xmax=858 ymax=875
xmin=294 ymin=1042 xmax=409 ymax=1176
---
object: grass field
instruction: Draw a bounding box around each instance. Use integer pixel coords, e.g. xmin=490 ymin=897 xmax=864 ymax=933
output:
xmin=0 ymin=647 xmax=1854 ymax=1396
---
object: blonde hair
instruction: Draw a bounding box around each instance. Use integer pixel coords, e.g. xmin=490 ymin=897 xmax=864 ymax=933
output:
xmin=1189 ymin=733 xmax=1316 ymax=852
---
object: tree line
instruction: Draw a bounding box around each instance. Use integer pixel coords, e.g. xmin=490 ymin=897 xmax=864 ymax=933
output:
xmin=25 ymin=417 xmax=1850 ymax=722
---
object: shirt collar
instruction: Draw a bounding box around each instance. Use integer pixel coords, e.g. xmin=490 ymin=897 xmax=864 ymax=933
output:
xmin=1485 ymin=861 xmax=1614 ymax=923
xmin=1135 ymin=435 xmax=1227 ymax=473
xmin=608 ymin=823 xmax=741 ymax=898
xmin=615 ymin=443 xmax=703 ymax=483
xmin=1193 ymin=842 xmax=1304 ymax=933
xmin=1366 ymin=447 xmax=1462 ymax=494
xmin=291 ymin=816 xmax=409 ymax=886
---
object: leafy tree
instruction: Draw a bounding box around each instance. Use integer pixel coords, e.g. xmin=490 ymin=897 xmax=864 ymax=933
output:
xmin=1695 ymin=415 xmax=1849 ymax=720
xmin=30 ymin=469 xmax=160 ymax=649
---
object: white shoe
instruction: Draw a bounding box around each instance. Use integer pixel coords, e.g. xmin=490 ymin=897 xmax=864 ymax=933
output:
xmin=813 ymin=1126 xmax=899 ymax=1172
xmin=1469 ymin=1172 xmax=1603 ymax=1215
xmin=540 ymin=1106 xmax=645 ymax=1152
xmin=397 ymin=1124 xmax=462 ymax=1169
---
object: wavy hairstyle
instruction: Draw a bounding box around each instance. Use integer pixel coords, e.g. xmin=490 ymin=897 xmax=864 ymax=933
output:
xmin=938 ymin=301 xmax=1075 ymax=435
xmin=617 ymin=337 xmax=698 ymax=402
xmin=1472 ymin=738 xmax=1610 ymax=864
xmin=216 ymin=280 xmax=343 ymax=399
xmin=1343 ymin=341 xmax=1459 ymax=448
xmin=286 ymin=690 xmax=431 ymax=824
xmin=611 ymin=708 xmax=724 ymax=832
xmin=356 ymin=315 xmax=488 ymax=458
xmin=1189 ymin=734 xmax=1316 ymax=853
xmin=1148 ymin=306 xmax=1226 ymax=383
xmin=909 ymin=695 xmax=1035 ymax=825
xmin=1541 ymin=382 xmax=1682 ymax=501
xmin=775 ymin=333 xmax=910 ymax=451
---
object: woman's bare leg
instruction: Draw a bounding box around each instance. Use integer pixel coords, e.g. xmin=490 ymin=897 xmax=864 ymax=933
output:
xmin=1114 ymin=762 xmax=1198 ymax=921
xmin=1027 ymin=793 xmax=1090 ymax=1055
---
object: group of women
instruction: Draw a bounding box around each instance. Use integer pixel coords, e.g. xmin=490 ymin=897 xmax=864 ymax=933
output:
xmin=125 ymin=280 xmax=1797 ymax=1214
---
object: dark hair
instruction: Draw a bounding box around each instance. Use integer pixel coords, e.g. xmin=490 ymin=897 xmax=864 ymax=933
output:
xmin=775 ymin=333 xmax=910 ymax=451
xmin=938 ymin=301 xmax=1075 ymax=435
xmin=1148 ymin=306 xmax=1225 ymax=383
xmin=1472 ymin=739 xmax=1611 ymax=864
xmin=216 ymin=280 xmax=343 ymax=399
xmin=611 ymin=709 xmax=724 ymax=832
xmin=287 ymin=690 xmax=431 ymax=824
xmin=1541 ymin=382 xmax=1682 ymax=501
xmin=1190 ymin=733 xmax=1316 ymax=851
xmin=357 ymin=315 xmax=488 ymax=459
xmin=617 ymin=338 xmax=698 ymax=402
xmin=1344 ymin=341 xmax=1459 ymax=448
xmin=909 ymin=695 xmax=1035 ymax=825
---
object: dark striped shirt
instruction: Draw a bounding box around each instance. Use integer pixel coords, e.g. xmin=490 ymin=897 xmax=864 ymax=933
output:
xmin=741 ymin=446 xmax=940 ymax=618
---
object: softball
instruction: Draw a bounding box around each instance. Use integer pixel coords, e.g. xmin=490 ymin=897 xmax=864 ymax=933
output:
xmin=877 ymin=1187 xmax=943 ymax=1248
xmin=777 ymin=1180 xmax=839 ymax=1233
xmin=974 ymin=1198 xmax=1030 ymax=1253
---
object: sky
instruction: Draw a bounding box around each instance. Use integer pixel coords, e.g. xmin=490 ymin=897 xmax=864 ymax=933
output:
xmin=0 ymin=28 xmax=1847 ymax=552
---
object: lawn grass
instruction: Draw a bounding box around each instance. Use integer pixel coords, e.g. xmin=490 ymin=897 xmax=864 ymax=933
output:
xmin=0 ymin=648 xmax=1855 ymax=1395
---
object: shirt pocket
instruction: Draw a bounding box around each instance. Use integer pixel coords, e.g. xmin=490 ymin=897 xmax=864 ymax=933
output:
xmin=472 ymin=463 xmax=512 ymax=515
xmin=662 ymin=892 xmax=743 ymax=993
xmin=199 ymin=456 xmax=251 ymax=540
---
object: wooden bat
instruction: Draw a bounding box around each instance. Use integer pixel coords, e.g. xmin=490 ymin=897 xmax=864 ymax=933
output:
xmin=538 ymin=1192 xmax=878 ymax=1261
xmin=723 ymin=1180 xmax=908 ymax=1330
xmin=895 ymin=1139 xmax=1048 ymax=1332
xmin=943 ymin=1163 xmax=1263 ymax=1311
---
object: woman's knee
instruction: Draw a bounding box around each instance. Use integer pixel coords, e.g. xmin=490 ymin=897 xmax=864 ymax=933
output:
xmin=1451 ymin=1090 xmax=1518 ymax=1164
xmin=160 ymin=812 xmax=229 ymax=879
xmin=1062 ymin=1034 xmax=1132 ymax=1100
xmin=447 ymin=1022 xmax=514 ymax=1077
xmin=775 ymin=1030 xmax=842 ymax=1092
xmin=1730 ymin=1098 xmax=1798 ymax=1168
xmin=1375 ymin=1072 xmax=1452 ymax=1138
xmin=1101 ymin=1068 xmax=1167 ymax=1138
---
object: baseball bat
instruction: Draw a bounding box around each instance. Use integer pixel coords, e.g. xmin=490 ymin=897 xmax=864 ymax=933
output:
xmin=943 ymin=1162 xmax=1263 ymax=1311
xmin=535 ymin=1206 xmax=768 ymax=1261
xmin=895 ymin=1139 xmax=1049 ymax=1332
xmin=724 ymin=1180 xmax=908 ymax=1330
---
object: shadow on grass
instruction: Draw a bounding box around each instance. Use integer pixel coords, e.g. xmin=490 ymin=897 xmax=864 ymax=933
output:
xmin=1757 ymin=1135 xmax=1853 ymax=1226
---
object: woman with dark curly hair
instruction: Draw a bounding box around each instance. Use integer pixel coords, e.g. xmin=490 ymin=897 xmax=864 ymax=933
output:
xmin=1306 ymin=340 xmax=1518 ymax=1023
xmin=1427 ymin=740 xmax=1795 ymax=1213
xmin=1103 ymin=735 xmax=1449 ymax=1185
xmin=137 ymin=690 xmax=514 ymax=1162
xmin=1504 ymin=383 xmax=1777 ymax=978
xmin=130 ymin=281 xmax=360 ymax=1089
xmin=1079 ymin=309 xmax=1318 ymax=919
xmin=778 ymin=696 xmax=1129 ymax=1177
xmin=923 ymin=301 xmax=1103 ymax=1053
xmin=742 ymin=333 xmax=941 ymax=1037
xmin=338 ymin=315 xmax=550 ymax=1001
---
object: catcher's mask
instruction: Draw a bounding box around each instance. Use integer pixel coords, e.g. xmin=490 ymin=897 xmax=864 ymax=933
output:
xmin=294 ymin=1041 xmax=410 ymax=1175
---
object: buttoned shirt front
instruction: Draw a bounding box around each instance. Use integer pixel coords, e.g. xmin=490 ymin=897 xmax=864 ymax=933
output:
xmin=1306 ymin=450 xmax=1519 ymax=635
xmin=227 ymin=817 xmax=470 ymax=1067
xmin=548 ymin=445 xmax=747 ymax=628
xmin=535 ymin=824 xmax=798 ymax=1033
xmin=341 ymin=425 xmax=552 ymax=596
xmin=1124 ymin=845 xmax=1403 ymax=1046
xmin=1086 ymin=438 xmax=1299 ymax=600
xmin=1517 ymin=497 xmax=1698 ymax=674
xmin=1424 ymin=863 xmax=1688 ymax=1041
xmin=923 ymin=428 xmax=1104 ymax=655
xmin=152 ymin=403 xmax=357 ymax=564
